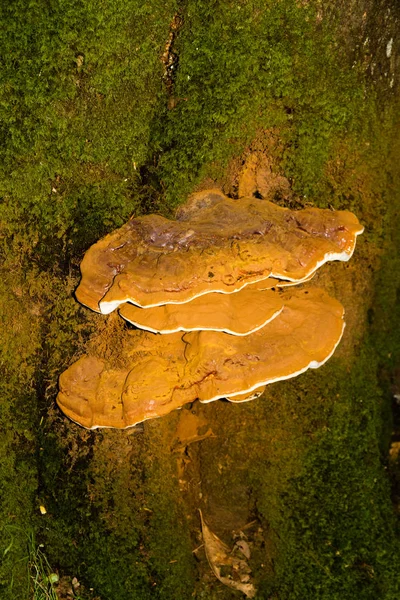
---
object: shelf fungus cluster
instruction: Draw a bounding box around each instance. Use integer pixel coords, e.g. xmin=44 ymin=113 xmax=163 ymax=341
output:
xmin=57 ymin=189 xmax=364 ymax=429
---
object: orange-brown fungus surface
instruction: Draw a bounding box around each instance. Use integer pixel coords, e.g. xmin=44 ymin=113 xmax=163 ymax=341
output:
xmin=57 ymin=288 xmax=344 ymax=429
xmin=75 ymin=189 xmax=363 ymax=313
xmin=118 ymin=285 xmax=285 ymax=336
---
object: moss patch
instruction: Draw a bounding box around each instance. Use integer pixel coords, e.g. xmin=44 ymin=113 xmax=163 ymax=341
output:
xmin=1 ymin=0 xmax=399 ymax=598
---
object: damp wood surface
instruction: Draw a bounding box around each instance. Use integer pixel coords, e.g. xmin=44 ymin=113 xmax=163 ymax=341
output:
xmin=1 ymin=1 xmax=400 ymax=599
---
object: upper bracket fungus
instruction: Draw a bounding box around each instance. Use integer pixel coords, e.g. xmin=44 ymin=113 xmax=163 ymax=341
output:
xmin=75 ymin=189 xmax=364 ymax=313
xmin=57 ymin=189 xmax=363 ymax=429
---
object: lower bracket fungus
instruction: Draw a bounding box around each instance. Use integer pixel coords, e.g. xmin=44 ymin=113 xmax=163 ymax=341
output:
xmin=58 ymin=288 xmax=345 ymax=429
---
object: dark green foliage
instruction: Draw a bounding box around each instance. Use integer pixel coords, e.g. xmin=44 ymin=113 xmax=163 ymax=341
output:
xmin=36 ymin=424 xmax=195 ymax=599
xmin=254 ymin=122 xmax=400 ymax=597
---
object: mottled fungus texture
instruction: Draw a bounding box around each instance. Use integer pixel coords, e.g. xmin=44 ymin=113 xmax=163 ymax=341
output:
xmin=75 ymin=189 xmax=364 ymax=313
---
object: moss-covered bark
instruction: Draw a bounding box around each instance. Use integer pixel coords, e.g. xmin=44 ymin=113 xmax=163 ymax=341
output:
xmin=1 ymin=1 xmax=399 ymax=598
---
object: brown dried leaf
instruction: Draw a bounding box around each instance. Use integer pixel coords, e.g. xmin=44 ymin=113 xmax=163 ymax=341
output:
xmin=199 ymin=510 xmax=256 ymax=598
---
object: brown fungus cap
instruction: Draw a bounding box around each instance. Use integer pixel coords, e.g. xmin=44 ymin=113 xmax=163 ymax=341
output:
xmin=57 ymin=287 xmax=345 ymax=429
xmin=118 ymin=285 xmax=285 ymax=336
xmin=118 ymin=275 xmax=318 ymax=336
xmin=75 ymin=189 xmax=363 ymax=313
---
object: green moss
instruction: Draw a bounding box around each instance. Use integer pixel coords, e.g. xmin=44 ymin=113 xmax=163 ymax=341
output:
xmin=150 ymin=0 xmax=368 ymax=209
xmin=1 ymin=0 xmax=400 ymax=598
xmin=36 ymin=421 xmax=196 ymax=600
xmin=253 ymin=357 xmax=400 ymax=599
xmin=0 ymin=275 xmax=41 ymax=599
xmin=140 ymin=425 xmax=196 ymax=599
xmin=0 ymin=1 xmax=178 ymax=596
xmin=0 ymin=0 xmax=178 ymax=259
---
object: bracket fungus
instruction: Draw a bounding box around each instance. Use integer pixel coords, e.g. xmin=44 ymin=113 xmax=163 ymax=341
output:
xmin=57 ymin=189 xmax=363 ymax=429
xmin=118 ymin=275 xmax=319 ymax=336
xmin=75 ymin=189 xmax=363 ymax=313
xmin=118 ymin=285 xmax=285 ymax=336
xmin=58 ymin=288 xmax=345 ymax=429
